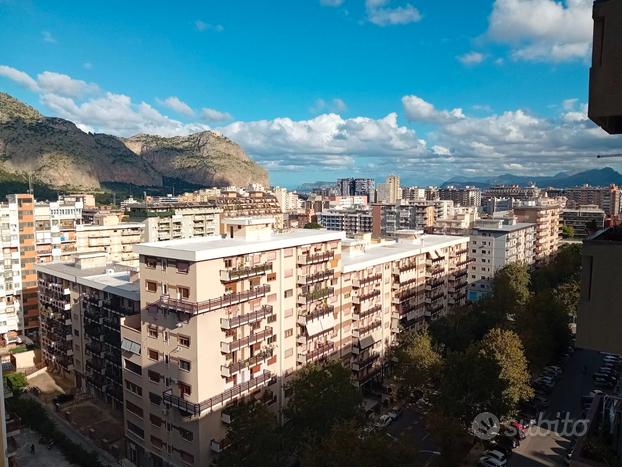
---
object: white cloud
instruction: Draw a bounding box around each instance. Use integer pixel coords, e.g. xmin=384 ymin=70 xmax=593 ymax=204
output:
xmin=159 ymin=96 xmax=194 ymax=116
xmin=320 ymin=0 xmax=344 ymax=6
xmin=37 ymin=71 xmax=98 ymax=98
xmin=202 ymin=107 xmax=233 ymax=122
xmin=0 ymin=65 xmax=39 ymax=91
xmin=487 ymin=0 xmax=592 ymax=62
xmin=195 ymin=20 xmax=224 ymax=32
xmin=457 ymin=51 xmax=485 ymax=65
xmin=310 ymin=98 xmax=347 ymax=114
xmin=366 ymin=0 xmax=421 ymax=26
xmin=402 ymin=95 xmax=465 ymax=123
xmin=42 ymin=31 xmax=57 ymax=44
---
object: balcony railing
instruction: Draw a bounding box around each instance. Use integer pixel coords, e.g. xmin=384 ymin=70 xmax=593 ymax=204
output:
xmin=425 ymin=279 xmax=445 ymax=291
xmin=450 ymin=270 xmax=468 ymax=280
xmin=163 ymin=370 xmax=274 ymax=416
xmin=221 ymin=327 xmax=273 ymax=354
xmin=298 ymin=287 xmax=334 ymax=305
xmin=220 ymin=263 xmax=272 ymax=282
xmin=220 ymin=305 xmax=274 ymax=330
xmin=154 ymin=285 xmax=271 ymax=316
xmin=297 ymin=341 xmax=335 ymax=364
xmin=352 ymin=273 xmax=382 ymax=288
xmin=297 ymin=304 xmax=335 ymax=325
xmin=352 ymin=289 xmax=381 ymax=304
xmin=297 ymin=251 xmax=334 ymax=265
xmin=352 ymin=320 xmax=381 ymax=338
xmin=352 ymin=352 xmax=380 ymax=372
xmin=297 ymin=270 xmax=333 ymax=285
xmin=352 ymin=303 xmax=382 ymax=320
xmin=221 ymin=348 xmax=274 ymax=378
xmin=426 ymin=292 xmax=444 ymax=302
xmin=456 ymin=258 xmax=475 ymax=267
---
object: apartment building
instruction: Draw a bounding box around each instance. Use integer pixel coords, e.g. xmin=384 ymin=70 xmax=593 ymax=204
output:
xmin=273 ymin=187 xmax=300 ymax=214
xmin=402 ymin=187 xmax=426 ymax=201
xmin=513 ymin=199 xmax=561 ymax=264
xmin=128 ymin=203 xmax=221 ymax=243
xmin=37 ymin=253 xmax=140 ymax=409
xmin=376 ymin=176 xmax=401 ymax=204
xmin=317 ymin=207 xmax=373 ymax=235
xmin=438 ymin=186 xmax=481 ymax=208
xmin=467 ymin=219 xmax=536 ymax=300
xmin=75 ymin=214 xmax=145 ymax=266
xmin=556 ymin=185 xmax=621 ymax=216
xmin=561 ymin=205 xmax=606 ymax=239
xmin=429 ymin=207 xmax=479 ymax=236
xmin=336 ymin=178 xmax=375 ymax=200
xmin=34 ymin=197 xmax=83 ymax=264
xmin=371 ymin=203 xmax=435 ymax=238
xmin=483 ymin=185 xmax=540 ymax=201
xmin=120 ymin=220 xmax=468 ymax=466
xmin=216 ymin=190 xmax=284 ymax=231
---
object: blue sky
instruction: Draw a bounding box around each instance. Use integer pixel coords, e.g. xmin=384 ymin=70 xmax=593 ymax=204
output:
xmin=1 ymin=0 xmax=621 ymax=188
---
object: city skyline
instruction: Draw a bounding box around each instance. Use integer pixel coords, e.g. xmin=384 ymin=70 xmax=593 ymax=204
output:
xmin=2 ymin=0 xmax=622 ymax=187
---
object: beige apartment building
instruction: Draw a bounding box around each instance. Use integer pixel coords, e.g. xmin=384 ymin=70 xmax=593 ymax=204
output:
xmin=120 ymin=219 xmax=468 ymax=466
xmin=513 ymin=199 xmax=561 ymax=263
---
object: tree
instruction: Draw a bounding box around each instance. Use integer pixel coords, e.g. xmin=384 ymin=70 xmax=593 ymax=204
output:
xmin=392 ymin=330 xmax=442 ymax=396
xmin=303 ymin=222 xmax=323 ymax=229
xmin=532 ymin=243 xmax=581 ymax=292
xmin=515 ymin=290 xmax=572 ymax=371
xmin=490 ymin=263 xmax=530 ymax=320
xmin=478 ymin=328 xmax=534 ymax=415
xmin=285 ymin=361 xmax=363 ymax=441
xmin=300 ymin=419 xmax=419 ymax=467
xmin=426 ymin=413 xmax=470 ymax=466
xmin=553 ymin=280 xmax=580 ymax=321
xmin=561 ymin=225 xmax=575 ymax=239
xmin=217 ymin=399 xmax=285 ymax=467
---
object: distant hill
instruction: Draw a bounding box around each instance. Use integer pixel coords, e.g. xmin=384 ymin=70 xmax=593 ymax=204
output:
xmin=442 ymin=167 xmax=622 ymax=188
xmin=0 ymin=92 xmax=268 ymax=191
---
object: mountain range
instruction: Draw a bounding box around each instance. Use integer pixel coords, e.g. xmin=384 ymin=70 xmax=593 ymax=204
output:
xmin=0 ymin=93 xmax=268 ymax=192
xmin=442 ymin=167 xmax=622 ymax=189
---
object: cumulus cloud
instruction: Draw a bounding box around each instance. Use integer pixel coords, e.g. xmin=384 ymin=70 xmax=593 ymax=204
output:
xmin=0 ymin=65 xmax=39 ymax=91
xmin=201 ymin=107 xmax=232 ymax=122
xmin=457 ymin=51 xmax=486 ymax=65
xmin=402 ymin=95 xmax=465 ymax=123
xmin=487 ymin=0 xmax=592 ymax=62
xmin=37 ymin=71 xmax=98 ymax=98
xmin=310 ymin=98 xmax=347 ymax=114
xmin=158 ymin=96 xmax=194 ymax=116
xmin=195 ymin=20 xmax=224 ymax=32
xmin=366 ymin=0 xmax=422 ymax=26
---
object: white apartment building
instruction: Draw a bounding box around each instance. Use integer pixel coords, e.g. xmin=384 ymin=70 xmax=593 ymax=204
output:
xmin=119 ymin=219 xmax=468 ymax=467
xmin=467 ymin=218 xmax=536 ymax=300
xmin=273 ymin=187 xmax=300 ymax=213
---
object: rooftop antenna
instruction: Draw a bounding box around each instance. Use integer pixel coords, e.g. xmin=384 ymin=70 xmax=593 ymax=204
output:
xmin=596 ymin=154 xmax=622 ymax=159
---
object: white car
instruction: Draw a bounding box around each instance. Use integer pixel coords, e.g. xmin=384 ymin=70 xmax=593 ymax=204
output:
xmin=479 ymin=455 xmax=507 ymax=467
xmin=374 ymin=414 xmax=394 ymax=429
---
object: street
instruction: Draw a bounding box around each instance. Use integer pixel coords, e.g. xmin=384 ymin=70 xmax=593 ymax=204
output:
xmin=388 ymin=404 xmax=439 ymax=465
xmin=507 ymin=348 xmax=602 ymax=466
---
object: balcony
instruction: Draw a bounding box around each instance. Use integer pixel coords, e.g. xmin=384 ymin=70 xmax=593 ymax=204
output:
xmin=425 ymin=279 xmax=445 ymax=291
xmin=450 ymin=270 xmax=468 ymax=280
xmin=351 ymin=289 xmax=380 ymax=304
xmin=297 ymin=304 xmax=334 ymax=326
xmin=297 ymin=269 xmax=333 ymax=285
xmin=220 ymin=305 xmax=274 ymax=330
xmin=154 ymin=285 xmax=271 ymax=316
xmin=351 ymin=320 xmax=381 ymax=338
xmin=393 ymin=261 xmax=417 ymax=275
xmin=297 ymin=341 xmax=335 ymax=364
xmin=220 ymin=348 xmax=274 ymax=378
xmin=456 ymin=258 xmax=474 ymax=267
xmin=352 ymin=352 xmax=380 ymax=372
xmin=352 ymin=303 xmax=382 ymax=320
xmin=393 ymin=288 xmax=420 ymax=304
xmin=352 ymin=273 xmax=382 ymax=288
xmin=220 ymin=327 xmax=273 ymax=354
xmin=297 ymin=287 xmax=334 ymax=305
xmin=426 ymin=292 xmax=444 ymax=303
xmin=297 ymin=251 xmax=334 ymax=265
xmin=220 ymin=263 xmax=272 ymax=282
xmin=163 ymin=370 xmax=274 ymax=416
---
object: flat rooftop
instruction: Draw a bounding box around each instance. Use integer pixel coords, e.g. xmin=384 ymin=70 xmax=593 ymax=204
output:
xmin=342 ymin=234 xmax=468 ymax=273
xmin=134 ymin=228 xmax=346 ymax=261
xmin=472 ymin=222 xmax=535 ymax=233
xmin=36 ymin=262 xmax=139 ymax=301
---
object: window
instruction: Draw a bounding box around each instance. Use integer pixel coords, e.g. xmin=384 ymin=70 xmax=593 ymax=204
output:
xmin=148 ymin=370 xmax=161 ymax=383
xmin=285 ymin=348 xmax=293 ymax=358
xmin=126 ymin=400 xmax=144 ymax=418
xmin=124 ymin=359 xmax=142 ymax=376
xmin=150 ymin=413 xmax=163 ymax=427
xmin=151 ymin=435 xmax=165 ymax=450
xmin=267 ymin=272 xmax=276 ymax=281
xmin=178 ymin=427 xmax=193 ymax=441
xmin=148 ymin=349 xmax=159 ymax=361
xmin=145 ymin=257 xmax=157 ymax=269
xmin=179 ymin=383 xmax=191 ymax=396
xmin=284 ymin=328 xmax=293 ymax=338
xmin=146 ymin=281 xmax=157 ymax=293
xmin=284 ymin=289 xmax=293 ymax=298
xmin=178 ymin=287 xmax=190 ymax=299
xmin=149 ymin=392 xmax=162 ymax=406
xmin=178 ymin=335 xmax=190 ymax=347
xmin=177 ymin=262 xmax=189 ymax=274
xmin=73 ymin=329 xmax=79 ymax=336
xmin=127 ymin=421 xmax=144 ymax=439
xmin=125 ymin=380 xmax=143 ymax=396
xmin=179 ymin=359 xmax=191 ymax=372
xmin=148 ymin=326 xmax=158 ymax=338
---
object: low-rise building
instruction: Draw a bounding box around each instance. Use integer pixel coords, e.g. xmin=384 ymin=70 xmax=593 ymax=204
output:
xmin=561 ymin=205 xmax=606 ymax=238
xmin=317 ymin=207 xmax=372 ymax=235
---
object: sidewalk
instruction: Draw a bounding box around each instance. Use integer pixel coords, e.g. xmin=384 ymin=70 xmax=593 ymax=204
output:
xmin=24 ymin=393 xmax=119 ymax=466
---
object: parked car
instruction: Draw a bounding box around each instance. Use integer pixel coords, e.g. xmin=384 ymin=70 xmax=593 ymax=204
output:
xmin=484 ymin=450 xmax=507 ymax=463
xmin=479 ymin=455 xmax=507 ymax=467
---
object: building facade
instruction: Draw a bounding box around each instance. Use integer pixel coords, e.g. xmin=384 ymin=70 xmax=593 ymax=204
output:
xmin=513 ymin=199 xmax=561 ymax=264
xmin=371 ymin=203 xmax=435 ymax=238
xmin=317 ymin=208 xmax=373 ymax=235
xmin=120 ymin=221 xmax=469 ymax=466
xmin=561 ymin=205 xmax=606 ymax=238
xmin=438 ymin=186 xmax=481 ymax=208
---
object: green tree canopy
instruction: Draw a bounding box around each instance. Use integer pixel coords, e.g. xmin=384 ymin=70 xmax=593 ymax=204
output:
xmin=392 ymin=330 xmax=442 ymax=396
xmin=490 ymin=263 xmax=530 ymax=320
xmin=561 ymin=225 xmax=575 ymax=239
xmin=303 ymin=222 xmax=323 ymax=229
